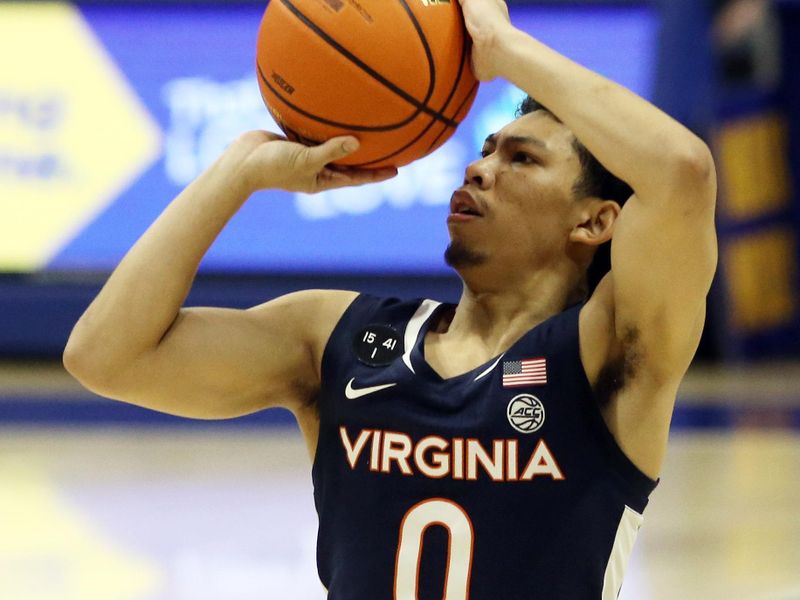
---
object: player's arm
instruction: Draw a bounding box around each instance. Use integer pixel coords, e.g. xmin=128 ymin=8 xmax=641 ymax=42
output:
xmin=460 ymin=0 xmax=717 ymax=366
xmin=459 ymin=0 xmax=716 ymax=212
xmin=460 ymin=0 xmax=717 ymax=475
xmin=63 ymin=132 xmax=396 ymax=418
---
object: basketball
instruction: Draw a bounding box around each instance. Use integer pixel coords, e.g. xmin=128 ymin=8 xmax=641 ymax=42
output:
xmin=255 ymin=0 xmax=479 ymax=169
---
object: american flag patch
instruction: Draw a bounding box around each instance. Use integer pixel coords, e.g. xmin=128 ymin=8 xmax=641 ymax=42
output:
xmin=502 ymin=358 xmax=547 ymax=387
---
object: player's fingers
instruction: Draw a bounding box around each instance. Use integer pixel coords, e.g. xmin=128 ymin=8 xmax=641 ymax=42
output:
xmin=319 ymin=166 xmax=398 ymax=190
xmin=257 ymin=130 xmax=288 ymax=142
xmin=241 ymin=130 xmax=289 ymax=147
xmin=304 ymin=136 xmax=360 ymax=167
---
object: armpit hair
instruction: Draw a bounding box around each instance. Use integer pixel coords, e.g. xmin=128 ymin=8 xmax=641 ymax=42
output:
xmin=593 ymin=326 xmax=642 ymax=408
xmin=291 ymin=376 xmax=320 ymax=415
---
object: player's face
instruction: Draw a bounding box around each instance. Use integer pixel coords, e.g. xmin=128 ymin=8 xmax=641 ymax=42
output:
xmin=446 ymin=111 xmax=586 ymax=279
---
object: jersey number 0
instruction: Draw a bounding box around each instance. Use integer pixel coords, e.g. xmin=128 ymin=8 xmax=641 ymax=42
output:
xmin=394 ymin=498 xmax=474 ymax=599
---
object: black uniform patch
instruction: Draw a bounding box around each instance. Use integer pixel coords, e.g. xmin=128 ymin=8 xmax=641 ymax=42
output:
xmin=353 ymin=324 xmax=402 ymax=367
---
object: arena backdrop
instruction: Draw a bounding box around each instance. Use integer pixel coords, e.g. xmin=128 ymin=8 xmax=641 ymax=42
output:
xmin=0 ymin=2 xmax=657 ymax=275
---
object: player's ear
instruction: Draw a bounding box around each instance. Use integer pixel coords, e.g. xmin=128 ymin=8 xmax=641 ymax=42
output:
xmin=569 ymin=199 xmax=620 ymax=247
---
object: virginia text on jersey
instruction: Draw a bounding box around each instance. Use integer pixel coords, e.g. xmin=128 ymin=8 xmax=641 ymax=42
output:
xmin=339 ymin=427 xmax=564 ymax=481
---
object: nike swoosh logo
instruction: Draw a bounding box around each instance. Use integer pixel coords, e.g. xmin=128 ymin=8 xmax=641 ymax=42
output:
xmin=344 ymin=378 xmax=397 ymax=400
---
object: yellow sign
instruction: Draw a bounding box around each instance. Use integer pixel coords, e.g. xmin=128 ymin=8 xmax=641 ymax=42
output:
xmin=724 ymin=227 xmax=798 ymax=332
xmin=715 ymin=113 xmax=792 ymax=221
xmin=0 ymin=2 xmax=161 ymax=271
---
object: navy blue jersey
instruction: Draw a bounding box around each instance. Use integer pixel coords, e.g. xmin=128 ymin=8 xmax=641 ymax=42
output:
xmin=312 ymin=295 xmax=658 ymax=599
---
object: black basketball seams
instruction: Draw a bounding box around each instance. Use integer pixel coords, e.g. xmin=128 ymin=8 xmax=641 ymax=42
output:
xmin=259 ymin=63 xmax=421 ymax=132
xmin=279 ymin=121 xmax=322 ymax=146
xmin=425 ymin=34 xmax=476 ymax=154
xmin=395 ymin=0 xmax=437 ymax=118
xmin=276 ymin=0 xmax=458 ymax=129
xmin=353 ymin=28 xmax=474 ymax=168
xmin=426 ymin=82 xmax=479 ymax=154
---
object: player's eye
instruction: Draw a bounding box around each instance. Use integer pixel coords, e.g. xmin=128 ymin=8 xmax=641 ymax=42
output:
xmin=512 ymin=151 xmax=535 ymax=164
xmin=479 ymin=148 xmax=492 ymax=158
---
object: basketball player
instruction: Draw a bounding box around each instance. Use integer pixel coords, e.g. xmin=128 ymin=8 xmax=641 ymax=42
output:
xmin=64 ymin=0 xmax=718 ymax=597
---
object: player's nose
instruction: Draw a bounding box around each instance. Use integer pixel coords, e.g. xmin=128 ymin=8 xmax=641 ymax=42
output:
xmin=463 ymin=157 xmax=496 ymax=190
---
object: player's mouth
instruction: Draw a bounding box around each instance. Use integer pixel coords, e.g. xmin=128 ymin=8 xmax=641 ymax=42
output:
xmin=448 ymin=190 xmax=484 ymax=223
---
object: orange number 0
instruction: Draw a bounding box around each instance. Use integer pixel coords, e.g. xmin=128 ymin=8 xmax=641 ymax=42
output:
xmin=393 ymin=498 xmax=475 ymax=600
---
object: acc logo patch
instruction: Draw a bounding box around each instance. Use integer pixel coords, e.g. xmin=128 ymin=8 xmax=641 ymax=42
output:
xmin=506 ymin=394 xmax=545 ymax=434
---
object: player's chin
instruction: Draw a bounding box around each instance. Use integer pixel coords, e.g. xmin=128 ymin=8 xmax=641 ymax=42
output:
xmin=444 ymin=241 xmax=488 ymax=269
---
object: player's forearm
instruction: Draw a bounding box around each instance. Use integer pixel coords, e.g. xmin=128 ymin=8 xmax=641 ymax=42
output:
xmin=496 ymin=28 xmax=714 ymax=199
xmin=64 ymin=144 xmax=252 ymax=381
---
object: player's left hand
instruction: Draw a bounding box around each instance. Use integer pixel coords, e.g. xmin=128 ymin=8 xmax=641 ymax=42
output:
xmin=230 ymin=131 xmax=397 ymax=194
xmin=458 ymin=0 xmax=515 ymax=81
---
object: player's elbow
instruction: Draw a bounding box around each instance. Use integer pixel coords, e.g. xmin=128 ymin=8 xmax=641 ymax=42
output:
xmin=650 ymin=138 xmax=717 ymax=211
xmin=63 ymin=338 xmax=108 ymax=395
xmin=683 ymin=139 xmax=715 ymax=181
xmin=673 ymin=139 xmax=717 ymax=199
xmin=63 ymin=328 xmax=126 ymax=396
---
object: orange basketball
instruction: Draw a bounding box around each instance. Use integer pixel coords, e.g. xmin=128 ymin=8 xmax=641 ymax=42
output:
xmin=255 ymin=0 xmax=479 ymax=169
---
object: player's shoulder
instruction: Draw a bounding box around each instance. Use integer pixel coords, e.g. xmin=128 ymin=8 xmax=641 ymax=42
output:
xmin=269 ymin=289 xmax=427 ymax=344
xmin=260 ymin=290 xmax=426 ymax=335
xmin=242 ymin=289 xmax=359 ymax=353
xmin=316 ymin=292 xmax=429 ymax=338
xmin=280 ymin=288 xmax=361 ymax=329
xmin=284 ymin=288 xmax=361 ymax=312
xmin=315 ymin=292 xmax=432 ymax=361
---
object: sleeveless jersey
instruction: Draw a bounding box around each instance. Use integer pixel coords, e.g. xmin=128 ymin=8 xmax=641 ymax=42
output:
xmin=312 ymin=294 xmax=658 ymax=599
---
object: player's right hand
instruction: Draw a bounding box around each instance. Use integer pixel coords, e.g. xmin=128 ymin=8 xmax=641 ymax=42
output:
xmin=230 ymin=130 xmax=398 ymax=195
xmin=458 ymin=0 xmax=514 ymax=82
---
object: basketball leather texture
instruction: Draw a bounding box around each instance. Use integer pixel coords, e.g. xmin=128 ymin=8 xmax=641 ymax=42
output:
xmin=256 ymin=0 xmax=479 ymax=168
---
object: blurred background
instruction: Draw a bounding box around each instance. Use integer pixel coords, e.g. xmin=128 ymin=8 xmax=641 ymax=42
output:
xmin=1 ymin=0 xmax=798 ymax=598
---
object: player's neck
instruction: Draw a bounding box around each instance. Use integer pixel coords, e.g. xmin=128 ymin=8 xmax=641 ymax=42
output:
xmin=441 ymin=268 xmax=583 ymax=347
xmin=423 ymin=272 xmax=580 ymax=379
